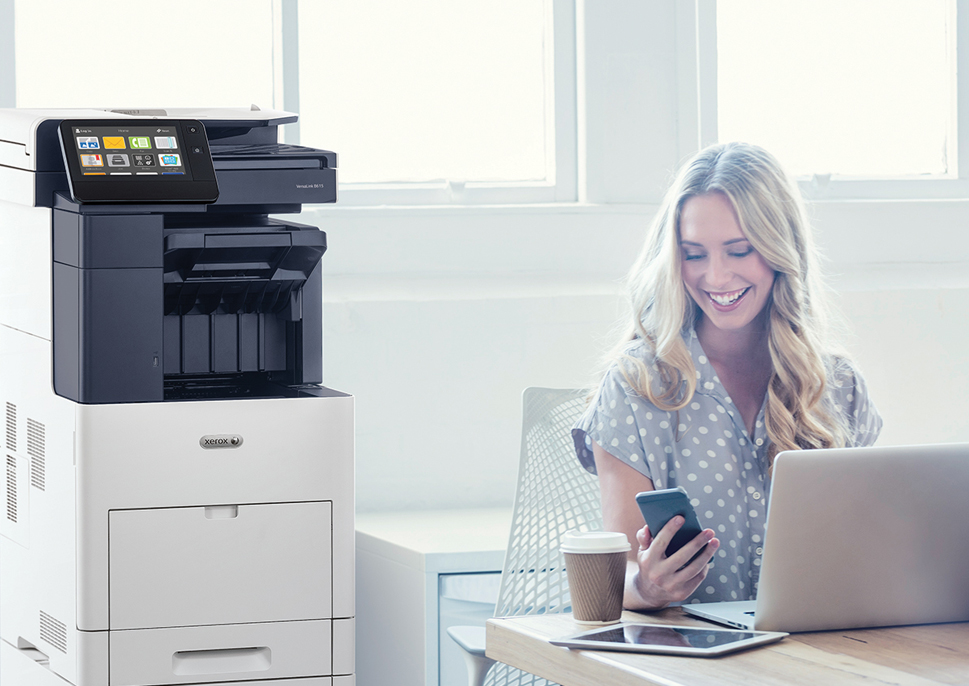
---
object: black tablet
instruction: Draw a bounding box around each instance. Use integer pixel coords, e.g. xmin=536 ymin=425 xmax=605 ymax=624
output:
xmin=549 ymin=623 xmax=787 ymax=657
xmin=58 ymin=119 xmax=219 ymax=203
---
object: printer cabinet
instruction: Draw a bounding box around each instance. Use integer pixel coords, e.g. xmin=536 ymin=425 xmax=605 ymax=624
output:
xmin=0 ymin=345 xmax=355 ymax=685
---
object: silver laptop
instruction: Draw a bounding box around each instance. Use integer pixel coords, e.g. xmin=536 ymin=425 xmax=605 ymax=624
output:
xmin=682 ymin=442 xmax=969 ymax=633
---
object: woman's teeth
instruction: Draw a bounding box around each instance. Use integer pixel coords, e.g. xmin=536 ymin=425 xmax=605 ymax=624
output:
xmin=709 ymin=288 xmax=747 ymax=305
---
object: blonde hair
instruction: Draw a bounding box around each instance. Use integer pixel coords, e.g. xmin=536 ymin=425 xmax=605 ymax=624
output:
xmin=610 ymin=142 xmax=847 ymax=464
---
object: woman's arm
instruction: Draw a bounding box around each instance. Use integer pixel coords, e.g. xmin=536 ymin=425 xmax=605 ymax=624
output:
xmin=593 ymin=440 xmax=720 ymax=610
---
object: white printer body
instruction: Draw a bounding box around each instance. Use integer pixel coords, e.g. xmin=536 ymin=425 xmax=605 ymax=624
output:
xmin=0 ymin=108 xmax=354 ymax=686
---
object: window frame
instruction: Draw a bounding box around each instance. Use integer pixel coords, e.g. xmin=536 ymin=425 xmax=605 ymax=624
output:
xmin=279 ymin=0 xmax=578 ymax=206
xmin=700 ymin=0 xmax=969 ymax=201
xmin=0 ymin=0 xmax=14 ymax=108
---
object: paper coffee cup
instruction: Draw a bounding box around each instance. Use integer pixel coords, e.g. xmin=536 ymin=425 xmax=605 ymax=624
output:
xmin=561 ymin=530 xmax=631 ymax=625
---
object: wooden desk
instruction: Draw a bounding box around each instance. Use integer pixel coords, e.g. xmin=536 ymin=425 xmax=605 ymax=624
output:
xmin=487 ymin=609 xmax=969 ymax=686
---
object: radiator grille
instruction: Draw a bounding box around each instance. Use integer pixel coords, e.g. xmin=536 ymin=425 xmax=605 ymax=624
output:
xmin=27 ymin=419 xmax=45 ymax=491
xmin=5 ymin=403 xmax=15 ymax=453
xmin=5 ymin=455 xmax=16 ymax=523
xmin=39 ymin=611 xmax=67 ymax=653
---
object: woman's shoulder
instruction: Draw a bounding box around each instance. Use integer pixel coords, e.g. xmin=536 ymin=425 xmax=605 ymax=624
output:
xmin=574 ymin=339 xmax=674 ymax=475
xmin=594 ymin=339 xmax=656 ymax=396
xmin=826 ymin=355 xmax=866 ymax=390
xmin=823 ymin=354 xmax=883 ymax=445
xmin=607 ymin=337 xmax=658 ymax=375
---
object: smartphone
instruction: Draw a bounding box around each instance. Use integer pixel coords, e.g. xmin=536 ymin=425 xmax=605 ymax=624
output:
xmin=635 ymin=487 xmax=706 ymax=561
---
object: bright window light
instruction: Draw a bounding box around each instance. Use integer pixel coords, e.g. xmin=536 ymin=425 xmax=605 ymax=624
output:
xmin=717 ymin=0 xmax=953 ymax=178
xmin=297 ymin=0 xmax=549 ymax=184
xmin=13 ymin=0 xmax=274 ymax=110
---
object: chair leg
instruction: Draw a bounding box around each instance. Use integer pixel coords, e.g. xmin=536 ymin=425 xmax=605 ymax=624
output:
xmin=459 ymin=649 xmax=497 ymax=686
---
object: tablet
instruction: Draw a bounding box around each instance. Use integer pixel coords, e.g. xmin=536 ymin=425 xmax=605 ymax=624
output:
xmin=58 ymin=119 xmax=219 ymax=203
xmin=549 ymin=623 xmax=787 ymax=657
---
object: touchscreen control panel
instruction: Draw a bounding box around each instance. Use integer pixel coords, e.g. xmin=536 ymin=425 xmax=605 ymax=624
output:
xmin=73 ymin=125 xmax=187 ymax=176
xmin=58 ymin=119 xmax=219 ymax=203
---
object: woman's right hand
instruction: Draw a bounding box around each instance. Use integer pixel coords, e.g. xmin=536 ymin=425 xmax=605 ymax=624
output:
xmin=591 ymin=439 xmax=721 ymax=611
xmin=630 ymin=517 xmax=720 ymax=609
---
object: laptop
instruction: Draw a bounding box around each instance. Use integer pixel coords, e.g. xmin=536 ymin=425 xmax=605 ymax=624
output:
xmin=682 ymin=442 xmax=969 ymax=633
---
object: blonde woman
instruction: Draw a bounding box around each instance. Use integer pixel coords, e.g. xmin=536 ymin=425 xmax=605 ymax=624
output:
xmin=572 ymin=142 xmax=882 ymax=611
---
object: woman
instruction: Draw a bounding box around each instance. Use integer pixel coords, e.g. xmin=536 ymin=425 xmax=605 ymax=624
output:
xmin=572 ymin=142 xmax=882 ymax=611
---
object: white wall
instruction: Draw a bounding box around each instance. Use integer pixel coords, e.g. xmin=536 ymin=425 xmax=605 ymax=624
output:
xmin=836 ymin=285 xmax=969 ymax=448
xmin=814 ymin=201 xmax=969 ymax=449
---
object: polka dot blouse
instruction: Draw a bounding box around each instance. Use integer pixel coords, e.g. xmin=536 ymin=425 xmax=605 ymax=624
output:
xmin=572 ymin=328 xmax=883 ymax=604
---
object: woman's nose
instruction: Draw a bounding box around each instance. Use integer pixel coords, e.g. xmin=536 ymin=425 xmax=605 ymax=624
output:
xmin=706 ymin=254 xmax=733 ymax=289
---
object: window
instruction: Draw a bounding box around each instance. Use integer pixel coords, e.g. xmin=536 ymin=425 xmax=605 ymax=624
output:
xmin=12 ymin=0 xmax=275 ymax=110
xmin=298 ymin=0 xmax=546 ymax=185
xmin=710 ymin=0 xmax=969 ymax=199
xmin=294 ymin=0 xmax=576 ymax=204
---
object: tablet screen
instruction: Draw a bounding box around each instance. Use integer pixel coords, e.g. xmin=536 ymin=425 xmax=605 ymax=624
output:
xmin=579 ymin=624 xmax=758 ymax=648
xmin=549 ymin=622 xmax=787 ymax=656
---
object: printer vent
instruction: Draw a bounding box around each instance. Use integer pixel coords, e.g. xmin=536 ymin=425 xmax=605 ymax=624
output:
xmin=5 ymin=403 xmax=15 ymax=453
xmin=39 ymin=611 xmax=67 ymax=653
xmin=27 ymin=419 xmax=45 ymax=491
xmin=5 ymin=456 xmax=16 ymax=523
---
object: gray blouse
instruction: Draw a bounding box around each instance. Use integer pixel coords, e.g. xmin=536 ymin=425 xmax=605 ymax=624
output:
xmin=572 ymin=328 xmax=883 ymax=604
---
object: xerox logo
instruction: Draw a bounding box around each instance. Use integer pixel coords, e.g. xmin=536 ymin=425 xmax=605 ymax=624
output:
xmin=199 ymin=434 xmax=244 ymax=449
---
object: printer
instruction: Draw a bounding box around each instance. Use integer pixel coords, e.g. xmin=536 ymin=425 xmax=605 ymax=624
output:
xmin=0 ymin=107 xmax=354 ymax=686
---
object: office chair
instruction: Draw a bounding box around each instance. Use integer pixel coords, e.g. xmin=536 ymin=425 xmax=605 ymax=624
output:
xmin=448 ymin=387 xmax=602 ymax=686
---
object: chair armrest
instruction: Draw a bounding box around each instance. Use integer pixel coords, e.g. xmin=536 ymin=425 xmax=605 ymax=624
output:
xmin=447 ymin=625 xmax=487 ymax=658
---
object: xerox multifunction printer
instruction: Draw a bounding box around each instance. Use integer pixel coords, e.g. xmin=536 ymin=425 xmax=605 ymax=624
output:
xmin=0 ymin=107 xmax=354 ymax=686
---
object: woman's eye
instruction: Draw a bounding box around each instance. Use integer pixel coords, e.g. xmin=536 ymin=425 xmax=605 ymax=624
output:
xmin=730 ymin=248 xmax=754 ymax=258
xmin=683 ymin=253 xmax=705 ymax=261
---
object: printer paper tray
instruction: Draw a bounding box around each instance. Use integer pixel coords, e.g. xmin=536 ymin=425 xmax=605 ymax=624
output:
xmin=109 ymin=619 xmax=332 ymax=686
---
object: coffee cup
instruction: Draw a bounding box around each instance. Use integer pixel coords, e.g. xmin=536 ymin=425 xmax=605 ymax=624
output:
xmin=561 ymin=530 xmax=631 ymax=625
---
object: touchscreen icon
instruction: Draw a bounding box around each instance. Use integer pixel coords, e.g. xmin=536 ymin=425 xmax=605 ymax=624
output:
xmin=159 ymin=154 xmax=181 ymax=167
xmin=129 ymin=137 xmax=151 ymax=149
xmin=107 ymin=154 xmax=130 ymax=167
xmin=154 ymin=136 xmax=177 ymax=149
xmin=80 ymin=154 xmax=104 ymax=167
xmin=133 ymin=154 xmax=155 ymax=167
xmin=103 ymin=137 xmax=126 ymax=149
xmin=76 ymin=137 xmax=99 ymax=149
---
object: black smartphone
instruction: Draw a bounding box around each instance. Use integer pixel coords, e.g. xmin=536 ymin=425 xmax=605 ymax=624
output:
xmin=635 ymin=487 xmax=706 ymax=561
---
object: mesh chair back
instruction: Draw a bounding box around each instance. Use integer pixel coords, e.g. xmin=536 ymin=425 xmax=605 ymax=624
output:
xmin=485 ymin=387 xmax=602 ymax=686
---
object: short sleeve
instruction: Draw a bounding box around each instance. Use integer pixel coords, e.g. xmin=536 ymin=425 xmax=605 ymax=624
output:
xmin=828 ymin=358 xmax=883 ymax=447
xmin=572 ymin=355 xmax=669 ymax=483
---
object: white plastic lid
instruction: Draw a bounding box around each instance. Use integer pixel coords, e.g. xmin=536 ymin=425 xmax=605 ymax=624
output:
xmin=560 ymin=530 xmax=631 ymax=554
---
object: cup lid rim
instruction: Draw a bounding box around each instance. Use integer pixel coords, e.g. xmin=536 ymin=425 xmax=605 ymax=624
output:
xmin=560 ymin=530 xmax=631 ymax=553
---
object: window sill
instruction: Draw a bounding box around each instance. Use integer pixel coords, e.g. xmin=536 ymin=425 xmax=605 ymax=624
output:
xmin=299 ymin=200 xmax=658 ymax=219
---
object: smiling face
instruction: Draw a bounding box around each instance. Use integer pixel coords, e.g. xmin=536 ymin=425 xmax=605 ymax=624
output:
xmin=679 ymin=191 xmax=776 ymax=336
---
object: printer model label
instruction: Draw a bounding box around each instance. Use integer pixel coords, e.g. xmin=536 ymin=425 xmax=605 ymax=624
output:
xmin=199 ymin=434 xmax=244 ymax=450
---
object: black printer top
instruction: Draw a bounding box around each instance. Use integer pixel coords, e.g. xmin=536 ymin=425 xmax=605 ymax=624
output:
xmin=211 ymin=143 xmax=337 ymax=171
